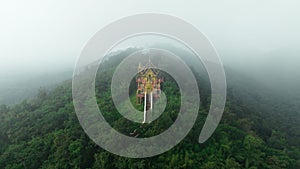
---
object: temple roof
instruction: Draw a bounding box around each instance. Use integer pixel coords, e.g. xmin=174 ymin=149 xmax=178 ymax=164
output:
xmin=138 ymin=59 xmax=159 ymax=75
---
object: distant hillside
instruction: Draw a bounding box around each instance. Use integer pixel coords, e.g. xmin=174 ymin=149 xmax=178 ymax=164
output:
xmin=0 ymin=70 xmax=72 ymax=105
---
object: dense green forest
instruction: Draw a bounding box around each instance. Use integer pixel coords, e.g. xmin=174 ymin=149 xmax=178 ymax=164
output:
xmin=0 ymin=49 xmax=299 ymax=169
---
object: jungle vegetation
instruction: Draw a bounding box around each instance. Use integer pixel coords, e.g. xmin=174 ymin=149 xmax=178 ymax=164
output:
xmin=0 ymin=48 xmax=299 ymax=169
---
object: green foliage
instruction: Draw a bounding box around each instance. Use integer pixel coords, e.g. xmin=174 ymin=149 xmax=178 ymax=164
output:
xmin=0 ymin=49 xmax=299 ymax=168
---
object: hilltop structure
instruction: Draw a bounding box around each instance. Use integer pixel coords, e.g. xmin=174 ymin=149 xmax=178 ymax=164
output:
xmin=136 ymin=59 xmax=163 ymax=123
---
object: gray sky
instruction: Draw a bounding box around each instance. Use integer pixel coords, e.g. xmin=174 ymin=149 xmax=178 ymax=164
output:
xmin=0 ymin=0 xmax=299 ymax=80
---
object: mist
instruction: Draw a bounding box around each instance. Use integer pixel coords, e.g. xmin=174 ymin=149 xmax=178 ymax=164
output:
xmin=1 ymin=0 xmax=300 ymax=103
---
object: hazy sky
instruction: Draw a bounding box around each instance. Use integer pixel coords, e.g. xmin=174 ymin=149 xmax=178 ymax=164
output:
xmin=0 ymin=0 xmax=299 ymax=79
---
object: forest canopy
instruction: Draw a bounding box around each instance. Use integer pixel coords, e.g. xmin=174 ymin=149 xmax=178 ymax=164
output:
xmin=0 ymin=49 xmax=299 ymax=169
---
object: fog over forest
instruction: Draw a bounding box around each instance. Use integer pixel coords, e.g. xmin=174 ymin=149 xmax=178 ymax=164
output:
xmin=1 ymin=0 xmax=300 ymax=104
xmin=1 ymin=1 xmax=300 ymax=168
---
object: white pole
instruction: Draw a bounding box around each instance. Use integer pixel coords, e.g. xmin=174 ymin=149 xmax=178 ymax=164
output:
xmin=150 ymin=91 xmax=153 ymax=123
xmin=150 ymin=92 xmax=153 ymax=110
xmin=143 ymin=93 xmax=147 ymax=123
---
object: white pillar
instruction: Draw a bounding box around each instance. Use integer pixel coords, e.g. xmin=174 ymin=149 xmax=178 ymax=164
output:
xmin=143 ymin=93 xmax=147 ymax=123
xmin=150 ymin=92 xmax=153 ymax=123
xmin=150 ymin=92 xmax=153 ymax=110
